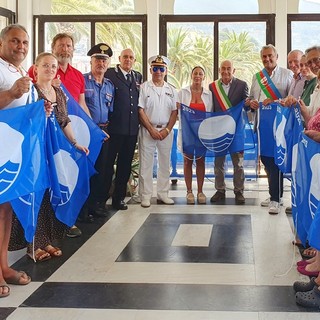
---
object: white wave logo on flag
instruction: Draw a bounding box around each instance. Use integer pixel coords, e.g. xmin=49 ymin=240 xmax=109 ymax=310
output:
xmin=53 ymin=150 xmax=79 ymax=205
xmin=198 ymin=114 xmax=236 ymax=153
xmin=0 ymin=123 xmax=24 ymax=195
xmin=275 ymin=115 xmax=287 ymax=166
xmin=69 ymin=115 xmax=91 ymax=147
xmin=309 ymin=154 xmax=320 ymax=219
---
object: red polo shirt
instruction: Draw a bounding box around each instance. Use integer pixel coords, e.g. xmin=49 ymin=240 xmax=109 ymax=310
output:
xmin=28 ymin=63 xmax=85 ymax=103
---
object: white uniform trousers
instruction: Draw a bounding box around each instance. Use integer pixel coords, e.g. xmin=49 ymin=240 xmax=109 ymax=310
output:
xmin=138 ymin=127 xmax=173 ymax=201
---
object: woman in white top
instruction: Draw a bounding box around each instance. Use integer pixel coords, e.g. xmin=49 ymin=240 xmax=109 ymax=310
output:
xmin=178 ymin=66 xmax=213 ymax=204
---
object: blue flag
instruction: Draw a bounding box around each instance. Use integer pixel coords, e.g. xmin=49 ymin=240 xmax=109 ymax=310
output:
xmin=292 ymin=133 xmax=320 ymax=246
xmin=275 ymin=103 xmax=303 ymax=173
xmin=258 ymin=102 xmax=277 ymax=157
xmin=180 ymin=101 xmax=254 ymax=157
xmin=308 ymin=201 xmax=320 ymax=251
xmin=0 ymin=100 xmax=49 ymax=242
xmin=60 ymin=84 xmax=105 ymax=167
xmin=46 ymin=113 xmax=91 ymax=227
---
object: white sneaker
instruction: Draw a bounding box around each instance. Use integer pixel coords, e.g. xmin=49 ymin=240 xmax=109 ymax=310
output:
xmin=141 ymin=199 xmax=151 ymax=208
xmin=132 ymin=195 xmax=141 ymax=203
xmin=157 ymin=196 xmax=174 ymax=205
xmin=261 ymin=197 xmax=283 ymax=207
xmin=268 ymin=201 xmax=280 ymax=214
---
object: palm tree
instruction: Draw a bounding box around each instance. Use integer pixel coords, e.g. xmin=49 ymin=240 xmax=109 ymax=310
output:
xmin=167 ymin=27 xmax=262 ymax=89
xmin=167 ymin=27 xmax=213 ymax=89
xmin=219 ymin=30 xmax=262 ymax=85
xmin=47 ymin=0 xmax=142 ymax=73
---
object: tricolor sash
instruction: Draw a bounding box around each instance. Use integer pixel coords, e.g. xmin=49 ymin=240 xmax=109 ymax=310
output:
xmin=210 ymin=80 xmax=232 ymax=111
xmin=256 ymin=69 xmax=282 ymax=100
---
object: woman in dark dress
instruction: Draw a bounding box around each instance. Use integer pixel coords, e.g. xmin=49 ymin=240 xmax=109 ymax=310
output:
xmin=9 ymin=52 xmax=89 ymax=261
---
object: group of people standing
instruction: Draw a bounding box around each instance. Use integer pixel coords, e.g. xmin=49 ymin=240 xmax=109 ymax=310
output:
xmin=1 ymin=21 xmax=320 ymax=310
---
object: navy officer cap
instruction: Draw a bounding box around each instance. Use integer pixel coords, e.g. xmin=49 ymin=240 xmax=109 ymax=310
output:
xmin=87 ymin=43 xmax=113 ymax=59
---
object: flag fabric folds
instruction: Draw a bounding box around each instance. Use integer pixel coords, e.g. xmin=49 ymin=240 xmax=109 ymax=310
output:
xmin=46 ymin=113 xmax=91 ymax=227
xmin=291 ymin=133 xmax=320 ymax=246
xmin=257 ymin=102 xmax=278 ymax=157
xmin=309 ymin=201 xmax=320 ymax=251
xmin=180 ymin=101 xmax=254 ymax=158
xmin=60 ymin=84 xmax=105 ymax=167
xmin=0 ymin=100 xmax=49 ymax=242
xmin=275 ymin=103 xmax=303 ymax=173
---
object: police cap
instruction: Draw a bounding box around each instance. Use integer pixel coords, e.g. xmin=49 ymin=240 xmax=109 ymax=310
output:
xmin=87 ymin=43 xmax=113 ymax=59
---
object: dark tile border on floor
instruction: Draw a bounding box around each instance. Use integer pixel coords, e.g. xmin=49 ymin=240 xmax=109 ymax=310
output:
xmin=0 ymin=307 xmax=15 ymax=320
xmin=10 ymin=209 xmax=117 ymax=282
xmin=20 ymin=282 xmax=318 ymax=313
xmin=117 ymin=213 xmax=254 ymax=264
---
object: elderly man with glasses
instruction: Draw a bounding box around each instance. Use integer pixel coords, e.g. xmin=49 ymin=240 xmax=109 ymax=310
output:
xmin=138 ymin=55 xmax=178 ymax=208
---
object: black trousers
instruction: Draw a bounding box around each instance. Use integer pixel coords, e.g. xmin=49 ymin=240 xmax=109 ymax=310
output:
xmin=261 ymin=155 xmax=283 ymax=202
xmin=105 ymin=134 xmax=138 ymax=202
xmin=87 ymin=139 xmax=110 ymax=206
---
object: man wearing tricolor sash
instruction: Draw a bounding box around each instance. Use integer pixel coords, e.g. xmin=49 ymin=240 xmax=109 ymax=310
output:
xmin=249 ymin=44 xmax=293 ymax=214
xmin=209 ymin=60 xmax=249 ymax=204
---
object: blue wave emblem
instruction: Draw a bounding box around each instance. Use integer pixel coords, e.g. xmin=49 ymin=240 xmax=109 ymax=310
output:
xmin=50 ymin=183 xmax=71 ymax=206
xmin=275 ymin=115 xmax=287 ymax=166
xmin=276 ymin=145 xmax=286 ymax=166
xmin=0 ymin=161 xmax=21 ymax=195
xmin=201 ymin=133 xmax=234 ymax=153
xmin=198 ymin=115 xmax=236 ymax=153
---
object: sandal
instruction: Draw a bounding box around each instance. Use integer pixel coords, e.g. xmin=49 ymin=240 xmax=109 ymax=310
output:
xmin=27 ymin=248 xmax=51 ymax=262
xmin=186 ymin=191 xmax=195 ymax=204
xmin=45 ymin=245 xmax=62 ymax=257
xmin=296 ymin=286 xmax=320 ymax=308
xmin=302 ymin=247 xmax=317 ymax=259
xmin=197 ymin=192 xmax=207 ymax=204
xmin=0 ymin=282 xmax=10 ymax=298
xmin=5 ymin=271 xmax=31 ymax=285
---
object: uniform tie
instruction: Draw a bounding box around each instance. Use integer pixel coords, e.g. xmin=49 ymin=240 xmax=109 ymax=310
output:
xmin=126 ymin=73 xmax=132 ymax=84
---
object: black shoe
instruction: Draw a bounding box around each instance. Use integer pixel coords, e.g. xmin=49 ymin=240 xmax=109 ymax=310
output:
xmin=77 ymin=214 xmax=94 ymax=223
xmin=210 ymin=191 xmax=226 ymax=203
xmin=93 ymin=202 xmax=109 ymax=217
xmin=77 ymin=207 xmax=94 ymax=223
xmin=285 ymin=206 xmax=292 ymax=214
xmin=112 ymin=200 xmax=128 ymax=210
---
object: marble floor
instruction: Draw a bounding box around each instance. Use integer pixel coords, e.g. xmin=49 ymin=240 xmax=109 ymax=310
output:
xmin=1 ymin=178 xmax=319 ymax=319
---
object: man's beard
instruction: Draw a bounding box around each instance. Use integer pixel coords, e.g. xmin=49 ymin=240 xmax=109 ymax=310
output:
xmin=58 ymin=54 xmax=72 ymax=64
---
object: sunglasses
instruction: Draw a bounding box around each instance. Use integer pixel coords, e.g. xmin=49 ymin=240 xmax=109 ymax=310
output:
xmin=152 ymin=66 xmax=166 ymax=72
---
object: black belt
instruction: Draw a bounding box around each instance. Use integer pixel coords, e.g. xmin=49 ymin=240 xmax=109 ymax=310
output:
xmin=155 ymin=124 xmax=165 ymax=128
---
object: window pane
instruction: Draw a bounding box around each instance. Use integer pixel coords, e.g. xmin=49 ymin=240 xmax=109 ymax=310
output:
xmin=219 ymin=22 xmax=264 ymax=86
xmin=44 ymin=22 xmax=91 ymax=73
xmin=291 ymin=21 xmax=320 ymax=52
xmin=299 ymin=0 xmax=320 ymax=13
xmin=96 ymin=22 xmax=143 ymax=74
xmin=167 ymin=22 xmax=214 ymax=90
xmin=174 ymin=0 xmax=258 ymax=14
xmin=51 ymin=0 xmax=134 ymax=14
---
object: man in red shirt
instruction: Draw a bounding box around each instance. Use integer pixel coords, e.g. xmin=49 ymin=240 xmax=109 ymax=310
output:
xmin=29 ymin=33 xmax=90 ymax=117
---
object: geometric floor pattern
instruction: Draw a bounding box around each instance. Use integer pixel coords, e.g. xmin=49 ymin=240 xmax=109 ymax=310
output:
xmin=2 ymin=178 xmax=320 ymax=319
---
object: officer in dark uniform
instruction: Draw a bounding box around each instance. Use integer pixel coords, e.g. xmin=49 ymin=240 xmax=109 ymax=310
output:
xmin=104 ymin=48 xmax=143 ymax=210
xmin=79 ymin=43 xmax=114 ymax=222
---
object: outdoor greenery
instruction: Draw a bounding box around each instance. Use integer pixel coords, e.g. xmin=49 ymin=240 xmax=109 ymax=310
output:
xmin=51 ymin=0 xmax=263 ymax=88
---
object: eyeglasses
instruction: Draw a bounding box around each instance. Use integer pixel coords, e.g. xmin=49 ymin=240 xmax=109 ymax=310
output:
xmin=307 ymin=57 xmax=320 ymax=66
xmin=41 ymin=63 xmax=58 ymax=70
xmin=152 ymin=66 xmax=166 ymax=72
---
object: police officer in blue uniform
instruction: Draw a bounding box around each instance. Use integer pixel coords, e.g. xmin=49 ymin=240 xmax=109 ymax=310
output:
xmin=104 ymin=48 xmax=143 ymax=210
xmin=79 ymin=43 xmax=114 ymax=221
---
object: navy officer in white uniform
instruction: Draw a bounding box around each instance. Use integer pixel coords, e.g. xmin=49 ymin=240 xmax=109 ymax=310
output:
xmin=138 ymin=55 xmax=178 ymax=208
